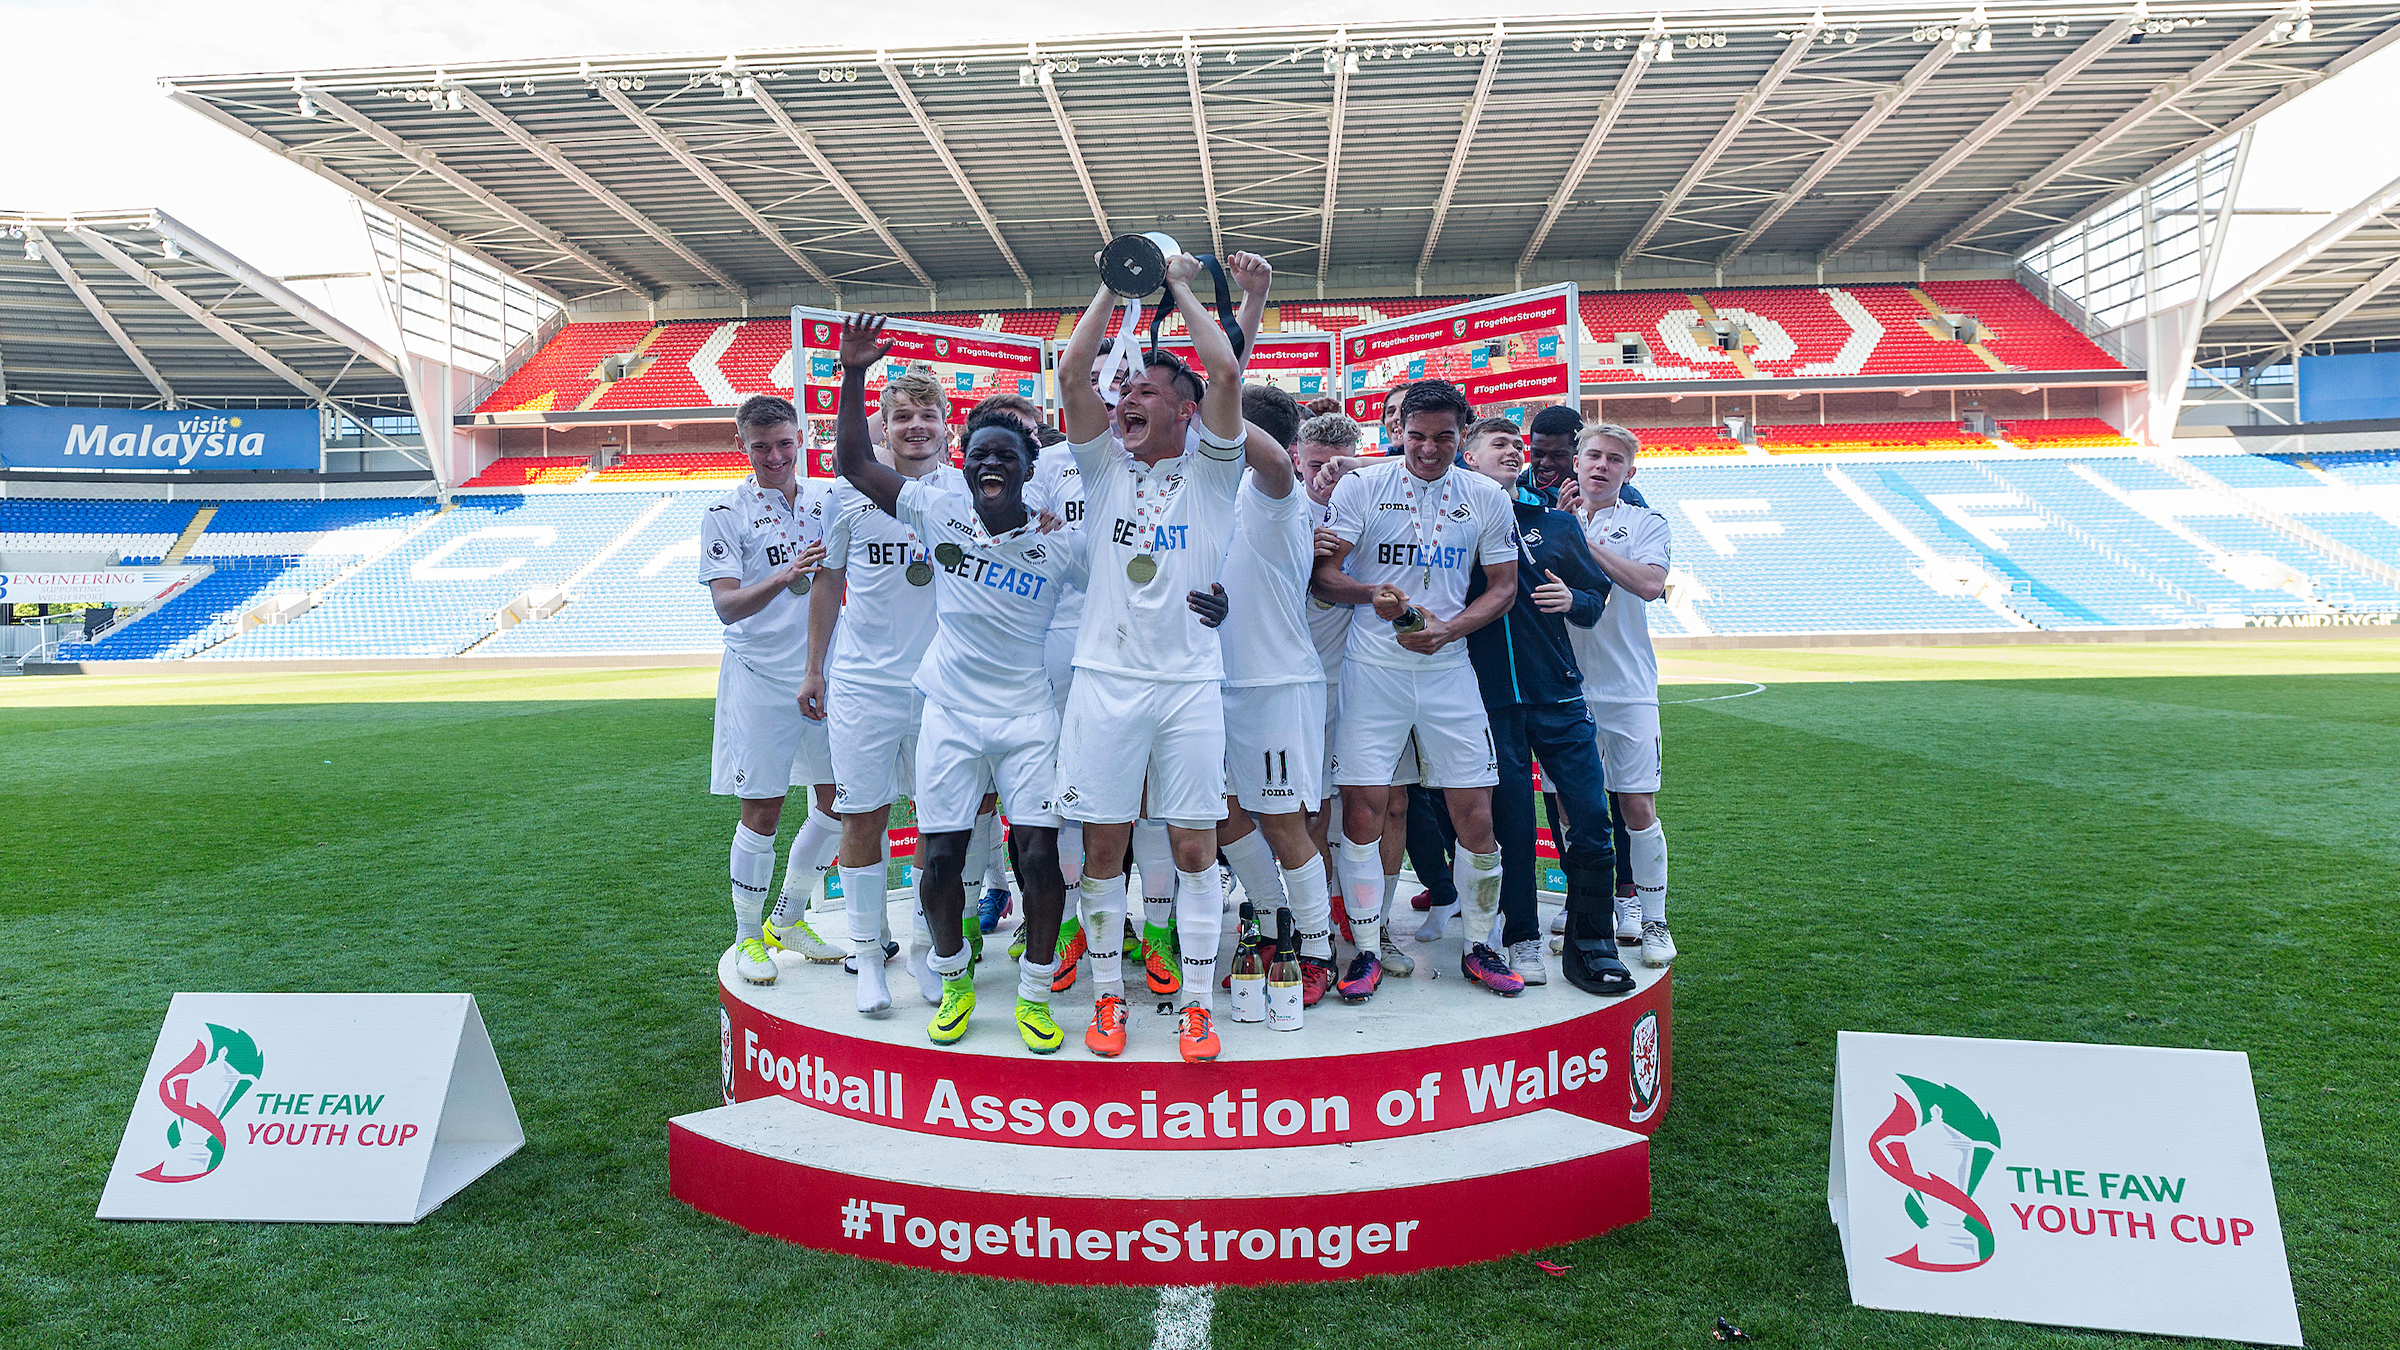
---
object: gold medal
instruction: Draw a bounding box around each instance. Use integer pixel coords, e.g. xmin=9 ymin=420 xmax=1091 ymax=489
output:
xmin=1126 ymin=554 xmax=1159 ymax=584
xmin=906 ymin=561 xmax=934 ymax=586
xmin=785 ymin=574 xmax=812 ymax=597
xmin=934 ymin=541 xmax=964 ymax=569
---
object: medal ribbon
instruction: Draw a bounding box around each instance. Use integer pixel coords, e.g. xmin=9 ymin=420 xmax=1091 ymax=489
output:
xmin=1408 ymin=472 xmax=1454 ymax=587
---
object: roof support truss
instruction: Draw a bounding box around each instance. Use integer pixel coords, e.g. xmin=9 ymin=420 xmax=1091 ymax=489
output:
xmin=1184 ymin=37 xmax=1223 ymax=259
xmin=147 ymin=208 xmax=400 ymax=376
xmin=441 ymin=78 xmax=747 ymax=298
xmin=1925 ymin=6 xmax=2300 ymax=259
xmin=741 ymin=72 xmax=936 ymax=292
xmin=1030 ymin=52 xmax=1111 ymax=244
xmin=27 ymin=228 xmax=176 ymax=405
xmin=288 ymin=81 xmax=643 ymax=301
xmin=1525 ymin=37 xmax=1658 ymax=279
xmin=163 ymin=85 xmax=576 ymax=302
xmin=2250 ymin=245 xmax=2400 ymax=371
xmin=1617 ymin=19 xmax=1814 ymax=270
xmin=1724 ymin=37 xmax=1957 ymax=262
xmin=1826 ymin=12 xmax=2134 ymax=260
xmin=593 ymin=79 xmax=840 ymax=298
xmin=2207 ymin=166 xmax=2400 ymax=325
xmin=1417 ymin=20 xmax=1506 ymax=287
xmin=68 ymin=225 xmax=335 ymax=403
xmin=876 ymin=52 xmax=1033 ymax=297
xmin=1316 ymin=30 xmax=1351 ymax=296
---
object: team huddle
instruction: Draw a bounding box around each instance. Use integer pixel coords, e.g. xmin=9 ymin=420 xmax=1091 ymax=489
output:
xmin=702 ymin=253 xmax=1676 ymax=1065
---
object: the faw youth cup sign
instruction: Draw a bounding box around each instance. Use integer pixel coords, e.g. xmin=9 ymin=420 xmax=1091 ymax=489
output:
xmin=97 ymin=993 xmax=523 ymax=1224
xmin=0 ymin=406 xmax=322 ymax=471
xmin=1829 ymin=1031 xmax=2301 ymax=1345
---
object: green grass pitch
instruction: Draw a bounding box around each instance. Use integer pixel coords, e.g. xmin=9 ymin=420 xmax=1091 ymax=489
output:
xmin=2 ymin=641 xmax=2394 ymax=1349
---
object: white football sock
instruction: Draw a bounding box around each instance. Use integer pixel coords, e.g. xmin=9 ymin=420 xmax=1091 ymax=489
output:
xmin=1219 ymin=829 xmax=1285 ymax=912
xmin=1133 ymin=819 xmax=1176 ymax=901
xmin=1079 ymin=874 xmax=1128 ymax=998
xmin=1174 ymin=867 xmax=1224 ymax=1009
xmin=1335 ymin=836 xmax=1384 ymax=957
xmin=1628 ymin=822 xmax=1668 ymax=923
xmin=1017 ymin=956 xmax=1058 ymax=1004
xmin=730 ymin=825 xmax=776 ymax=942
xmin=1057 ymin=822 xmax=1084 ymax=887
xmin=840 ymin=864 xmax=888 ymax=950
xmin=1454 ymin=848 xmax=1503 ymax=941
xmin=963 ymin=812 xmax=996 ymax=901
xmin=929 ymin=942 xmax=972 ymax=982
xmin=774 ymin=807 xmax=843 ymax=924
xmin=1282 ymin=855 xmax=1333 ymax=960
xmin=983 ymin=818 xmax=1012 ymax=895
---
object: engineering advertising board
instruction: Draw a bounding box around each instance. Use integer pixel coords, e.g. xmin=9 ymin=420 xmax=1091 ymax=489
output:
xmin=0 ymin=565 xmax=207 ymax=606
xmin=0 ymin=407 xmax=322 ymax=472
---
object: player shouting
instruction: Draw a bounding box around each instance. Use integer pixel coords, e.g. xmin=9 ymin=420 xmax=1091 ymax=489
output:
xmin=832 ymin=315 xmax=1087 ymax=1052
xmin=700 ymin=395 xmax=833 ymax=986
xmin=1056 ymin=251 xmax=1292 ymax=1063
xmin=1312 ymin=380 xmax=1519 ymax=1000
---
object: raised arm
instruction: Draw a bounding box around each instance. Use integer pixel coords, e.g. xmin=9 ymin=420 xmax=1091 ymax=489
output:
xmin=1166 ymin=256 xmax=1242 ymax=445
xmin=835 ymin=315 xmax=906 ymax=516
xmin=1059 ymin=285 xmax=1118 ymax=445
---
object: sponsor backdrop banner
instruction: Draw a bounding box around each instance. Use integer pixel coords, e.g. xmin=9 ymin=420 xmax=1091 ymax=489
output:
xmin=1829 ymin=1031 xmax=2300 ymax=1346
xmin=97 ymin=993 xmax=523 ymax=1224
xmin=1341 ymin=285 xmax=1580 ymax=442
xmin=0 ymin=407 xmax=321 ymax=472
xmin=793 ymin=309 xmax=1046 ymax=475
xmin=1157 ymin=332 xmax=1338 ymax=402
xmin=0 ymin=565 xmax=207 ymax=606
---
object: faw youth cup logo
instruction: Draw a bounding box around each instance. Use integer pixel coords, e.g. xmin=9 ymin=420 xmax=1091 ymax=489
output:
xmin=1628 ymin=1009 xmax=1661 ymax=1122
xmin=138 ymin=1024 xmax=263 ymax=1183
xmin=1869 ymin=1076 xmax=2002 ymax=1272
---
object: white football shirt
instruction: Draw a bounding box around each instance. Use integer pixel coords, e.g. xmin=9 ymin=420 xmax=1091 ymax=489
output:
xmin=820 ymin=466 xmax=964 ymax=688
xmin=697 ymin=475 xmax=833 ymax=683
xmin=1303 ymin=493 xmax=1352 ymax=684
xmin=1326 ymin=459 xmax=1519 ymax=672
xmin=1068 ymin=428 xmax=1245 ymax=682
xmin=1025 ymin=443 xmax=1086 ymax=630
xmin=1217 ymin=472 xmax=1321 ymax=688
xmin=893 ymin=478 xmax=1091 ymax=716
xmin=1569 ymin=498 xmax=1672 ymax=705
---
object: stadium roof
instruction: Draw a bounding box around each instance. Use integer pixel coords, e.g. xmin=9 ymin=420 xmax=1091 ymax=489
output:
xmin=2196 ymin=165 xmax=2400 ymax=368
xmin=163 ymin=2 xmax=2400 ymax=314
xmin=0 ymin=209 xmax=410 ymax=415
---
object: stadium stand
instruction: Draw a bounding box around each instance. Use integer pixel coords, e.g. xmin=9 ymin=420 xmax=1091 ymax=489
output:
xmin=1623 ymin=426 xmax=1746 ymax=457
xmin=478 ymin=320 xmax=653 ymax=414
xmin=589 ymin=452 xmax=749 ymax=482
xmin=1 ymin=499 xmax=204 ymax=558
xmin=471 ymin=491 xmax=725 ymax=657
xmin=462 ymin=455 xmax=592 ymax=489
xmin=1999 ymin=418 xmax=2137 ymax=449
xmin=1757 ymin=421 xmax=1994 ymax=454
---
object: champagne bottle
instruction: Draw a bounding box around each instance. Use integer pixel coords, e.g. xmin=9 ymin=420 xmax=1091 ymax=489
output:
xmin=1229 ymin=902 xmax=1266 ymax=1023
xmin=1267 ymin=906 xmax=1303 ymax=1032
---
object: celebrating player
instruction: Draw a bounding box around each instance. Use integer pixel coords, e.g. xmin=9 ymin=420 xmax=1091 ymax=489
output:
xmin=1311 ymin=379 xmax=1518 ymax=1000
xmin=1056 ymin=251 xmax=1292 ymax=1063
xmin=802 ymin=367 xmax=962 ymax=1013
xmin=699 ymin=395 xmax=834 ymax=986
xmin=832 ymin=314 xmax=1087 ymax=1052
xmin=1569 ymin=425 xmax=1678 ymax=968
xmin=1214 ymin=384 xmax=1337 ymax=1004
xmin=1458 ymin=417 xmax=1635 ymax=995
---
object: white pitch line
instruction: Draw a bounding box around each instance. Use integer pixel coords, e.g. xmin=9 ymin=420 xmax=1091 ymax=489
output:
xmin=1151 ymin=1285 xmax=1214 ymax=1350
xmin=1662 ymin=681 xmax=1767 ymax=704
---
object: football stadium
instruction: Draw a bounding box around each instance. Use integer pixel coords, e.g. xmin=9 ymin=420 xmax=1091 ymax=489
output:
xmin=5 ymin=3 xmax=2399 ymax=1346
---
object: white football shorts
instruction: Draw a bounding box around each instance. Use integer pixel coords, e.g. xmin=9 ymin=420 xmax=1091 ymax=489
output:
xmin=1332 ymin=660 xmax=1497 ymax=790
xmin=1224 ymin=682 xmax=1325 ymax=816
xmin=711 ymin=654 xmax=833 ymax=798
xmin=1057 ymin=668 xmax=1226 ymax=828
xmin=915 ymin=697 xmax=1063 ymax=834
xmin=828 ymin=679 xmax=921 ymax=813
xmin=1588 ymin=698 xmax=1663 ymax=794
xmin=1045 ymin=625 xmax=1077 ymax=717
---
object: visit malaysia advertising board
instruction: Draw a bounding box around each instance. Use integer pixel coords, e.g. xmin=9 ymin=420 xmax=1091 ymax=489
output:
xmin=1341 ymin=284 xmax=1580 ymax=435
xmin=1829 ymin=1031 xmax=2300 ymax=1345
xmin=0 ymin=406 xmax=322 ymax=472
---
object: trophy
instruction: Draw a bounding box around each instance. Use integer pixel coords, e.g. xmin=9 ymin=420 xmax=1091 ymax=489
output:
xmin=1098 ymin=231 xmax=1180 ymax=298
xmin=1902 ymin=1105 xmax=1987 ymax=1265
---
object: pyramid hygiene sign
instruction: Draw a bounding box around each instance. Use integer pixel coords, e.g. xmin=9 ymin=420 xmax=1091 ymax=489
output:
xmin=98 ymin=993 xmax=523 ymax=1224
xmin=1829 ymin=1031 xmax=2300 ymax=1345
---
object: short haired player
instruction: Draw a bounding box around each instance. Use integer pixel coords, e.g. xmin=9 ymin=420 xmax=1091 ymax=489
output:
xmin=833 ymin=315 xmax=1087 ymax=1051
xmin=1311 ymin=380 xmax=1519 ymax=1000
xmin=1056 ymin=251 xmax=1293 ymax=1063
xmin=700 ymin=395 xmax=835 ymax=986
xmin=1569 ymin=425 xmax=1677 ymax=969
